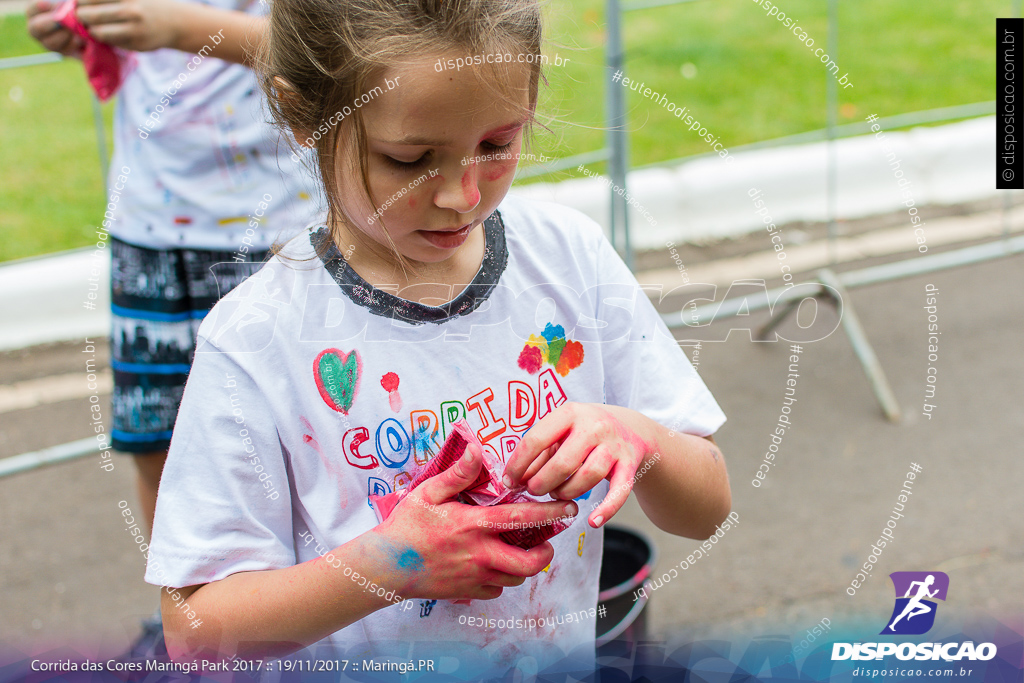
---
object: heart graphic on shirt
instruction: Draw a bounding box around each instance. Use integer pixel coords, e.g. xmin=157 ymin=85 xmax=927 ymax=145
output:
xmin=314 ymin=348 xmax=361 ymax=414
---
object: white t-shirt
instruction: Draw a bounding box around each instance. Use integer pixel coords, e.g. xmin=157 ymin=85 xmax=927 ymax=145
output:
xmin=108 ymin=0 xmax=323 ymax=250
xmin=145 ymin=195 xmax=725 ymax=674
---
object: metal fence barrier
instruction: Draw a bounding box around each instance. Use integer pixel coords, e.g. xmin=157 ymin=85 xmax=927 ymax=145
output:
xmin=0 ymin=3 xmax=1017 ymax=477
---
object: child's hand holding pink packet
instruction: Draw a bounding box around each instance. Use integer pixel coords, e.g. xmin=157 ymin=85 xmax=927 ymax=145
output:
xmin=369 ymin=419 xmax=573 ymax=550
xmin=52 ymin=0 xmax=134 ymax=101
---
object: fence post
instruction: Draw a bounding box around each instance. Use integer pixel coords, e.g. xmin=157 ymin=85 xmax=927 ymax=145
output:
xmin=605 ymin=0 xmax=633 ymax=269
xmin=825 ymin=0 xmax=839 ymax=264
xmin=89 ymin=92 xmax=109 ymax=194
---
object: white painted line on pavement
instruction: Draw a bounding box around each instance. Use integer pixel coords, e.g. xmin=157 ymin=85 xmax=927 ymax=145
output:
xmin=0 ymin=370 xmax=112 ymax=415
xmin=637 ymin=206 xmax=1024 ymax=292
xmin=0 ymin=437 xmax=97 ymax=478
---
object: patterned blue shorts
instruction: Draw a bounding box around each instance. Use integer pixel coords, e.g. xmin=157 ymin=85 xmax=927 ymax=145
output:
xmin=110 ymin=237 xmax=270 ymax=453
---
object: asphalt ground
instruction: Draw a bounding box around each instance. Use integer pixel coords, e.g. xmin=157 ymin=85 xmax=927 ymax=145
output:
xmin=0 ymin=220 xmax=1021 ymax=662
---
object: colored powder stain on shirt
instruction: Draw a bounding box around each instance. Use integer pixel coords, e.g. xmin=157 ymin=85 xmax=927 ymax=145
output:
xmin=517 ymin=345 xmax=543 ymax=374
xmin=546 ymin=337 xmax=566 ymax=366
xmin=412 ymin=423 xmax=438 ymax=464
xmin=381 ymin=372 xmax=400 ymax=392
xmin=541 ymin=323 xmax=565 ymax=343
xmin=396 ymin=547 xmax=425 ymax=572
xmin=517 ymin=324 xmax=585 ymax=377
xmin=380 ymin=372 xmax=403 ymax=412
xmin=555 ymin=340 xmax=584 ymax=376
xmin=388 ymin=391 xmax=403 ymax=413
xmin=525 ymin=333 xmax=548 ymax=355
xmin=414 ymin=423 xmax=434 ymax=446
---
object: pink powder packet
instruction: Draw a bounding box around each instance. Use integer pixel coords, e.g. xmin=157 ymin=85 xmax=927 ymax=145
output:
xmin=408 ymin=419 xmax=493 ymax=493
xmin=496 ymin=490 xmax=574 ymax=550
xmin=368 ymin=419 xmax=572 ymax=549
xmin=53 ymin=0 xmax=135 ymax=101
xmin=368 ymin=419 xmax=487 ymax=523
xmin=368 ymin=487 xmax=408 ymax=522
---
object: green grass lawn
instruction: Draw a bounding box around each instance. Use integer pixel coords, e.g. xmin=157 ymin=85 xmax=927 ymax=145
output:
xmin=0 ymin=0 xmax=1002 ymax=262
xmin=0 ymin=12 xmax=116 ymax=262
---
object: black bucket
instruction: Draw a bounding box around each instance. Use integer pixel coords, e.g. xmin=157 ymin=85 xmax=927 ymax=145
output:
xmin=595 ymin=526 xmax=657 ymax=648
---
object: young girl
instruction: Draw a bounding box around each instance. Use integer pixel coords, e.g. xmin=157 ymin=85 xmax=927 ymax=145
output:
xmin=146 ymin=0 xmax=731 ymax=675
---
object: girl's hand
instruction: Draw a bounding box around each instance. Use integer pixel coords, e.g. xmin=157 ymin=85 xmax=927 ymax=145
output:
xmin=75 ymin=0 xmax=182 ymax=52
xmin=26 ymin=0 xmax=87 ymax=58
xmin=367 ymin=443 xmax=577 ymax=602
xmin=502 ymin=403 xmax=653 ymax=529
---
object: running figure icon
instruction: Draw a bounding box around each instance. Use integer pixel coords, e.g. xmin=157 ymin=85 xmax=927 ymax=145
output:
xmin=881 ymin=571 xmax=949 ymax=635
xmin=888 ymin=574 xmax=938 ymax=630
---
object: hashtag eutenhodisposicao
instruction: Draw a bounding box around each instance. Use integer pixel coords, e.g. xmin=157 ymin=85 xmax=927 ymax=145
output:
xmin=458 ymin=604 xmax=606 ymax=631
xmin=612 ymin=70 xmax=733 ymax=163
xmin=121 ymin=500 xmax=204 ymax=630
xmin=846 ymin=462 xmax=923 ymax=596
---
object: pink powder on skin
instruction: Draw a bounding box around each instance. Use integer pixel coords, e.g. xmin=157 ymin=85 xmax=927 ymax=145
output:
xmin=592 ymin=407 xmax=656 ymax=463
xmin=582 ymin=411 xmax=656 ymax=527
xmin=370 ymin=420 xmax=572 ymax=550
xmin=482 ymin=162 xmax=513 ymax=183
xmin=460 ymin=170 xmax=481 ymax=206
xmin=617 ymin=422 xmax=655 ymax=461
xmin=479 ymin=123 xmax=525 ymax=141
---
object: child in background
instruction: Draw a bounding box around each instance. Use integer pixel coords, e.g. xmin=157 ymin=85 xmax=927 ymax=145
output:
xmin=26 ymin=0 xmax=322 ymax=657
xmin=25 ymin=0 xmax=321 ymax=540
xmin=145 ymin=0 xmax=731 ymax=675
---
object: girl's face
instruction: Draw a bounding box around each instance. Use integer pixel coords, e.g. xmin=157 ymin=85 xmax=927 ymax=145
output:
xmin=332 ymin=53 xmax=533 ymax=265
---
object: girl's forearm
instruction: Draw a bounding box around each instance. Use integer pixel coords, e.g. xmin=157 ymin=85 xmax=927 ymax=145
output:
xmin=604 ymin=405 xmax=731 ymax=538
xmin=163 ymin=531 xmax=396 ymax=661
xmin=169 ymin=3 xmax=266 ymax=66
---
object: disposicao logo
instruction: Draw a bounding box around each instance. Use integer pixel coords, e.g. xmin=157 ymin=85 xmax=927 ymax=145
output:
xmin=882 ymin=571 xmax=948 ymax=635
xmin=832 ymin=571 xmax=997 ymax=662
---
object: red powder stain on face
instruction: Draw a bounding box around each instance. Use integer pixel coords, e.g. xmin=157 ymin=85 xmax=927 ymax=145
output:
xmin=555 ymin=340 xmax=584 ymax=377
xmin=461 ymin=170 xmax=481 ymax=206
xmin=480 ymin=122 xmax=525 ymax=142
xmin=517 ymin=345 xmax=543 ymax=374
xmin=483 ymin=165 xmax=511 ymax=182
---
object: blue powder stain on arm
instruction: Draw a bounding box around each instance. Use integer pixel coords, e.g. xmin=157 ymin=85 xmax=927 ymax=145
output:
xmin=396 ymin=547 xmax=425 ymax=572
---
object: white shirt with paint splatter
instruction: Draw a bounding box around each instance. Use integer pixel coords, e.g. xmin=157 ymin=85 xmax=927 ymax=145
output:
xmin=145 ymin=195 xmax=726 ymax=674
xmin=106 ymin=0 xmax=323 ymax=250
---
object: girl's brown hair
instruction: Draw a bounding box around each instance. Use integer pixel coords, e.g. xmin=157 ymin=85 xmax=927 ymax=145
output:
xmin=256 ymin=0 xmax=544 ymax=264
